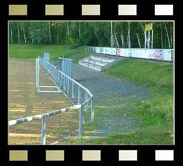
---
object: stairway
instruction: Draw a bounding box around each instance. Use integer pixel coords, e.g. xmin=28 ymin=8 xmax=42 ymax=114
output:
xmin=79 ymin=55 xmax=117 ymax=71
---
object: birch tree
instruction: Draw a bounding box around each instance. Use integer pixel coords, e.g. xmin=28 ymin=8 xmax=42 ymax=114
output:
xmin=17 ymin=23 xmax=20 ymax=44
xmin=48 ymin=22 xmax=52 ymax=44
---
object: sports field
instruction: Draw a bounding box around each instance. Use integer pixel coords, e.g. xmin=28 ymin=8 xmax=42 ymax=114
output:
xmin=8 ymin=59 xmax=78 ymax=145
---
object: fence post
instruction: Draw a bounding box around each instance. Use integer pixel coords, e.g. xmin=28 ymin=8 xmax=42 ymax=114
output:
xmin=84 ymin=92 xmax=87 ymax=111
xmin=60 ymin=72 xmax=63 ymax=87
xmin=79 ymin=107 xmax=83 ymax=136
xmin=36 ymin=58 xmax=38 ymax=88
xmin=78 ymin=86 xmax=83 ymax=136
xmin=72 ymin=81 xmax=74 ymax=98
xmin=78 ymin=86 xmax=80 ymax=104
xmin=36 ymin=58 xmax=40 ymax=92
xmin=67 ymin=77 xmax=69 ymax=94
xmin=64 ymin=75 xmax=66 ymax=90
xmin=42 ymin=117 xmax=46 ymax=145
xmin=90 ymin=98 xmax=94 ymax=121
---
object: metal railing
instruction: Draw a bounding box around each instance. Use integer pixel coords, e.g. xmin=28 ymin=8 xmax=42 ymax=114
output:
xmin=9 ymin=57 xmax=94 ymax=145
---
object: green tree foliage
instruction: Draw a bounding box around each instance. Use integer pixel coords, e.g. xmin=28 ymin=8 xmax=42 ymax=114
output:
xmin=9 ymin=21 xmax=174 ymax=49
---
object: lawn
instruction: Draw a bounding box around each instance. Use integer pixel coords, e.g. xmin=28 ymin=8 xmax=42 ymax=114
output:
xmin=9 ymin=44 xmax=90 ymax=63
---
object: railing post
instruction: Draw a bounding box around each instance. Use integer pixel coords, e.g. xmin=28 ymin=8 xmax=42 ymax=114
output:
xmin=36 ymin=58 xmax=40 ymax=92
xmin=42 ymin=117 xmax=46 ymax=145
xmin=64 ymin=75 xmax=66 ymax=90
xmin=67 ymin=77 xmax=69 ymax=94
xmin=79 ymin=107 xmax=83 ymax=136
xmin=90 ymin=98 xmax=94 ymax=121
xmin=78 ymin=86 xmax=80 ymax=104
xmin=72 ymin=81 xmax=74 ymax=98
xmin=36 ymin=58 xmax=38 ymax=88
xmin=84 ymin=92 xmax=87 ymax=111
xmin=60 ymin=72 xmax=63 ymax=87
xmin=78 ymin=86 xmax=83 ymax=136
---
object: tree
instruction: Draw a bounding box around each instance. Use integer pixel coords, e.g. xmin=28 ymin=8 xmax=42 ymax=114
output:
xmin=9 ymin=21 xmax=174 ymax=49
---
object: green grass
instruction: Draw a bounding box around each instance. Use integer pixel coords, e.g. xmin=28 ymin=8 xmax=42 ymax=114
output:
xmin=62 ymin=59 xmax=174 ymax=145
xmin=105 ymin=59 xmax=173 ymax=94
xmin=104 ymin=59 xmax=173 ymax=137
xmin=9 ymin=44 xmax=90 ymax=63
xmin=9 ymin=44 xmax=174 ymax=144
xmin=62 ymin=126 xmax=173 ymax=145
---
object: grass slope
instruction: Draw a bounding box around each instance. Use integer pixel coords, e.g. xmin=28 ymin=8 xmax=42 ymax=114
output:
xmin=9 ymin=44 xmax=89 ymax=63
xmin=62 ymin=59 xmax=174 ymax=145
xmin=105 ymin=60 xmax=174 ymax=144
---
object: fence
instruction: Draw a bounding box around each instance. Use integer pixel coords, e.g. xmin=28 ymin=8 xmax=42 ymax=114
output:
xmin=85 ymin=46 xmax=174 ymax=62
xmin=9 ymin=56 xmax=94 ymax=145
xmin=43 ymin=53 xmax=50 ymax=62
xmin=59 ymin=57 xmax=73 ymax=78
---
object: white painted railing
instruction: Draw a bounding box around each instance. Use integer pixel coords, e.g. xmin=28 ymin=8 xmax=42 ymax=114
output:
xmin=9 ymin=57 xmax=94 ymax=145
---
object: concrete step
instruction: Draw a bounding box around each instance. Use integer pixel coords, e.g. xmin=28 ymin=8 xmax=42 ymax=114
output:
xmin=90 ymin=56 xmax=115 ymax=63
xmin=79 ymin=55 xmax=118 ymax=71
xmin=82 ymin=59 xmax=108 ymax=66
xmin=79 ymin=61 xmax=101 ymax=71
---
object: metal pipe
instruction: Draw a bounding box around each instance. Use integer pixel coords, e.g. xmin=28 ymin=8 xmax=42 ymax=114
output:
xmin=84 ymin=91 xmax=87 ymax=111
xmin=67 ymin=77 xmax=69 ymax=94
xmin=78 ymin=86 xmax=80 ymax=104
xmin=36 ymin=58 xmax=38 ymax=88
xmin=90 ymin=99 xmax=94 ymax=121
xmin=145 ymin=31 xmax=147 ymax=49
xmin=72 ymin=81 xmax=74 ymax=98
xmin=42 ymin=117 xmax=46 ymax=145
xmin=152 ymin=30 xmax=154 ymax=49
xmin=37 ymin=58 xmax=40 ymax=91
xmin=79 ymin=107 xmax=83 ymax=136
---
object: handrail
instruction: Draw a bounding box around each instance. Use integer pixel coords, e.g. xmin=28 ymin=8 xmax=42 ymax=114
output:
xmin=9 ymin=104 xmax=81 ymax=126
xmin=9 ymin=57 xmax=94 ymax=145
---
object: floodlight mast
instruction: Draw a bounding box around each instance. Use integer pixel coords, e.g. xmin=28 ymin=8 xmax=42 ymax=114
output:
xmin=144 ymin=23 xmax=154 ymax=49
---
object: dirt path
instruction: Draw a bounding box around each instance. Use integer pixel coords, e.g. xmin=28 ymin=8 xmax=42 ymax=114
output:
xmin=8 ymin=59 xmax=78 ymax=145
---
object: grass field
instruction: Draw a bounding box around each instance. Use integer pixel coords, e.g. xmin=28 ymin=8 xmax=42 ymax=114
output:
xmin=9 ymin=44 xmax=174 ymax=145
xmin=9 ymin=44 xmax=89 ymax=63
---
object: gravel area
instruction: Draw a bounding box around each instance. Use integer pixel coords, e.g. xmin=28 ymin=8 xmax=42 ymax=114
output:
xmin=53 ymin=59 xmax=152 ymax=137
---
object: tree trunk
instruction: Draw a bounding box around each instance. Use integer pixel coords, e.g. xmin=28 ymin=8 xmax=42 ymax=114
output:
xmin=48 ymin=22 xmax=52 ymax=44
xmin=136 ymin=33 xmax=142 ymax=48
xmin=111 ymin=21 xmax=113 ymax=47
xmin=128 ymin=22 xmax=131 ymax=48
xmin=164 ymin=22 xmax=171 ymax=48
xmin=31 ymin=30 xmax=34 ymax=44
xmin=67 ymin=22 xmax=70 ymax=35
xmin=23 ymin=26 xmax=27 ymax=44
xmin=10 ymin=27 xmax=13 ymax=43
xmin=17 ymin=24 xmax=20 ymax=44
xmin=114 ymin=32 xmax=119 ymax=48
xmin=161 ymin=24 xmax=164 ymax=49
xmin=38 ymin=31 xmax=40 ymax=45
xmin=121 ymin=32 xmax=124 ymax=48
xmin=57 ymin=30 xmax=59 ymax=45
xmin=79 ymin=22 xmax=81 ymax=38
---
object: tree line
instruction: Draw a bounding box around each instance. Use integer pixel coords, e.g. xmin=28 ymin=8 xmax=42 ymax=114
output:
xmin=9 ymin=21 xmax=174 ymax=49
